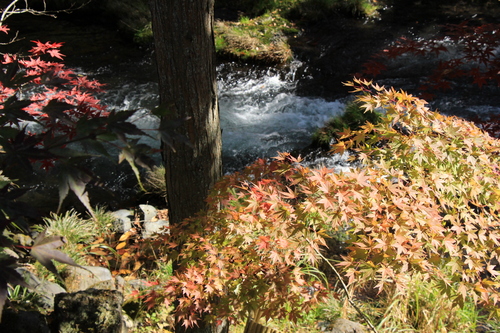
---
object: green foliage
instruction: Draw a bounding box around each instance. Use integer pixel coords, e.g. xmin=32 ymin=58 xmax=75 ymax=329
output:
xmin=6 ymin=284 xmax=44 ymax=312
xmin=142 ymin=78 xmax=499 ymax=329
xmin=91 ymin=206 xmax=119 ymax=235
xmin=374 ymin=274 xmax=481 ymax=332
xmin=214 ymin=0 xmax=380 ymax=63
xmin=312 ymin=101 xmax=382 ymax=148
xmin=133 ymin=22 xmax=153 ymax=45
xmin=286 ymin=0 xmax=379 ymax=20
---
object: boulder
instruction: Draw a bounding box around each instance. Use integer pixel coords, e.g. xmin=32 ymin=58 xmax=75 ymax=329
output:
xmin=64 ymin=266 xmax=115 ymax=292
xmin=139 ymin=204 xmax=157 ymax=222
xmin=17 ymin=267 xmax=66 ymax=309
xmin=329 ymin=318 xmax=367 ymax=333
xmin=54 ymin=288 xmax=125 ymax=333
xmin=143 ymin=219 xmax=169 ymax=238
xmin=111 ymin=209 xmax=134 ymax=233
xmin=139 ymin=204 xmax=169 ymax=238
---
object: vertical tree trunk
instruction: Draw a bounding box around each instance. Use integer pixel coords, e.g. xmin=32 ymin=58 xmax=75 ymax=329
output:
xmin=149 ymin=0 xmax=222 ymax=226
xmin=149 ymin=1 xmax=225 ymax=332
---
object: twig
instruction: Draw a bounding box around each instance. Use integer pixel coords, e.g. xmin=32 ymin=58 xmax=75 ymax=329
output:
xmin=313 ymin=245 xmax=378 ymax=333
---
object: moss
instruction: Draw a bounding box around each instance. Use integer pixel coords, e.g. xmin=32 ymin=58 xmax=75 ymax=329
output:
xmin=214 ymin=0 xmax=380 ymax=63
xmin=214 ymin=12 xmax=297 ymax=64
xmin=312 ymin=101 xmax=382 ymax=149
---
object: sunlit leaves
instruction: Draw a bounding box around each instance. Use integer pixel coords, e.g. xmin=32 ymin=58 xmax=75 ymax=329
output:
xmin=334 ymin=79 xmax=500 ymax=308
xmin=142 ymin=79 xmax=500 ymax=327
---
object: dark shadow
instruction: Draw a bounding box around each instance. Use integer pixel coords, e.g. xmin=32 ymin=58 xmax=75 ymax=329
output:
xmin=288 ymin=0 xmax=500 ymax=100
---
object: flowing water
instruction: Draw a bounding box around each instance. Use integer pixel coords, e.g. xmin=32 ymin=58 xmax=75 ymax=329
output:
xmin=86 ymin=59 xmax=347 ymax=173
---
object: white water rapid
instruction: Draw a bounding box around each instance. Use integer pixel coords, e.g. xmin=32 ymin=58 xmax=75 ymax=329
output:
xmin=92 ymin=60 xmax=346 ymax=173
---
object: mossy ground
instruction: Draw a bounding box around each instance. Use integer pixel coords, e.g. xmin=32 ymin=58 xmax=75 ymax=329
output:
xmin=214 ymin=0 xmax=380 ymax=64
xmin=214 ymin=13 xmax=297 ymax=64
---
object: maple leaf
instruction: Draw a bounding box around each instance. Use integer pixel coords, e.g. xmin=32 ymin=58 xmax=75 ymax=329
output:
xmin=472 ymin=73 xmax=488 ymax=88
xmin=47 ymin=49 xmax=65 ymax=60
xmin=257 ymin=235 xmax=271 ymax=250
xmin=362 ymin=60 xmax=386 ymax=77
xmin=0 ymin=25 xmax=9 ymax=34
xmin=30 ymin=230 xmax=82 ymax=283
xmin=29 ymin=40 xmax=65 ymax=56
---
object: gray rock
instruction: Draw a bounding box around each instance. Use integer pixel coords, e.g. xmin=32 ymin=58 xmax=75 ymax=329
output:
xmin=17 ymin=268 xmax=66 ymax=309
xmin=54 ymin=288 xmax=124 ymax=333
xmin=34 ymin=279 xmax=67 ymax=309
xmin=122 ymin=312 xmax=136 ymax=332
xmin=125 ymin=279 xmax=149 ymax=291
xmin=329 ymin=318 xmax=367 ymax=333
xmin=115 ymin=275 xmax=126 ymax=293
xmin=139 ymin=204 xmax=157 ymax=222
xmin=142 ymin=219 xmax=169 ymax=238
xmin=111 ymin=209 xmax=134 ymax=233
xmin=64 ymin=266 xmax=115 ymax=293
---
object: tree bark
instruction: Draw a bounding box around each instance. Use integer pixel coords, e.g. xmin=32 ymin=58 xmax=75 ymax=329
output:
xmin=149 ymin=1 xmax=225 ymax=332
xmin=149 ymin=0 xmax=222 ymax=226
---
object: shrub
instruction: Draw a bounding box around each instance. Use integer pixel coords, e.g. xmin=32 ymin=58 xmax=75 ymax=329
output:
xmin=142 ymin=78 xmax=499 ymax=329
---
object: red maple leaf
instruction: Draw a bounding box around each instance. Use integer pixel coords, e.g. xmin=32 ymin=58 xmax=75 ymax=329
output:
xmin=0 ymin=25 xmax=9 ymax=34
xmin=29 ymin=40 xmax=65 ymax=56
xmin=257 ymin=235 xmax=271 ymax=250
xmin=48 ymin=48 xmax=65 ymax=60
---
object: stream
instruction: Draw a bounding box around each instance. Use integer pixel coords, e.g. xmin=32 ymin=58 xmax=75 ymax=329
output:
xmin=86 ymin=58 xmax=347 ymax=174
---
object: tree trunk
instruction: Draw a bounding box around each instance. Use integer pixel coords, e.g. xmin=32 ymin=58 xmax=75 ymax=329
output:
xmin=149 ymin=1 xmax=225 ymax=332
xmin=149 ymin=0 xmax=222 ymax=226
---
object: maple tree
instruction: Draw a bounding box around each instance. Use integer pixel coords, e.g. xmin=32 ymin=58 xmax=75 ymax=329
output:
xmin=0 ymin=24 xmax=159 ymax=213
xmin=139 ymin=78 xmax=499 ymax=329
xmin=0 ymin=19 xmax=160 ymax=320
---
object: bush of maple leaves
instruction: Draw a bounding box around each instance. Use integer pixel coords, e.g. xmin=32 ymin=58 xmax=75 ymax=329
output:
xmin=0 ymin=23 xmax=159 ymax=319
xmin=142 ymin=78 xmax=500 ymax=328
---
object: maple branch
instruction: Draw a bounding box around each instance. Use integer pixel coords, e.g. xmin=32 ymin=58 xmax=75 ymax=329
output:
xmin=1 ymin=0 xmax=92 ymax=25
xmin=311 ymin=241 xmax=378 ymax=333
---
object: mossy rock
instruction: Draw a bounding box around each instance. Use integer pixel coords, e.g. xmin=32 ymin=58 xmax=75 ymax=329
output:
xmin=214 ymin=13 xmax=297 ymax=64
xmin=312 ymin=101 xmax=382 ymax=149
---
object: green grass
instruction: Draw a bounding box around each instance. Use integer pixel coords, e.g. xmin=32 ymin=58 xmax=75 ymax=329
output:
xmin=44 ymin=209 xmax=94 ymax=245
xmin=254 ymin=275 xmax=494 ymax=333
xmin=144 ymin=165 xmax=167 ymax=197
xmin=18 ymin=200 xmax=500 ymax=333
